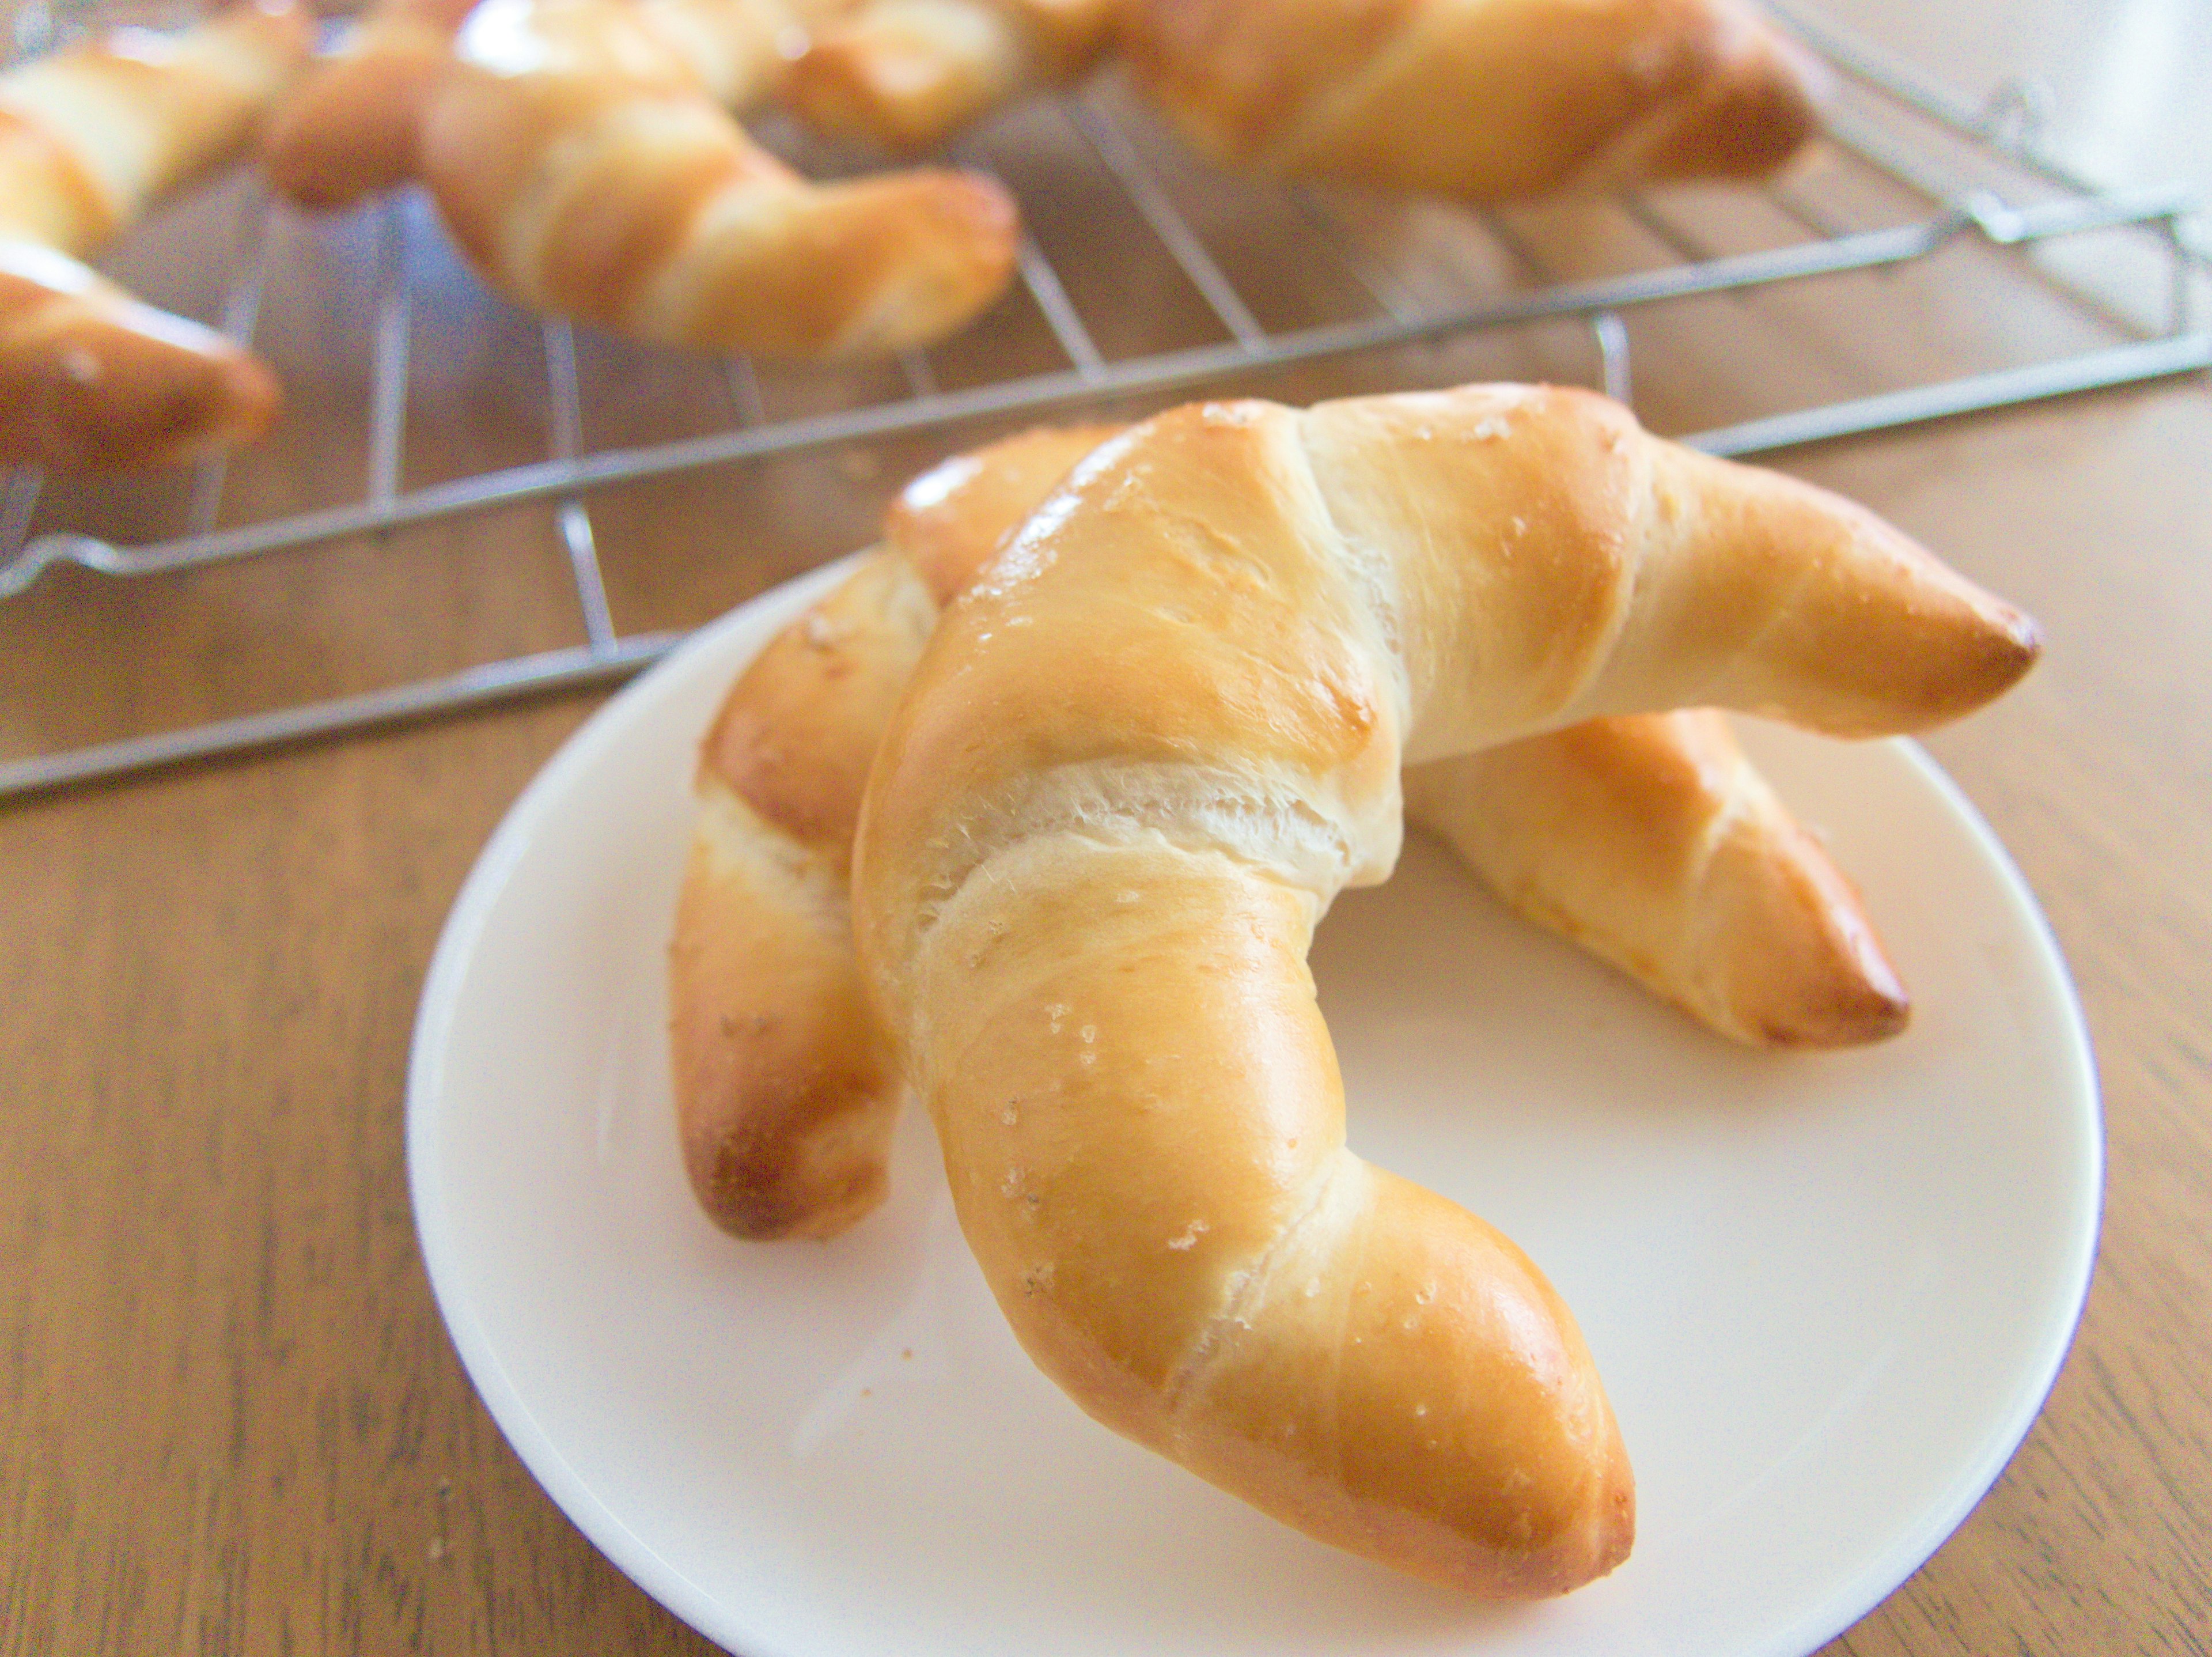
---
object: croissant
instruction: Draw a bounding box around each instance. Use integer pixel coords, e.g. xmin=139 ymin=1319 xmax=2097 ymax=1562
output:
xmin=1117 ymin=0 xmax=1825 ymax=202
xmin=785 ymin=0 xmax=1115 ymax=153
xmin=412 ymin=0 xmax=1019 ymax=355
xmin=0 ymin=0 xmax=312 ymax=470
xmin=849 ymin=384 xmax=2037 ymax=1594
xmin=674 ymin=415 xmax=1910 ymax=1238
xmin=265 ymin=0 xmax=867 ymax=210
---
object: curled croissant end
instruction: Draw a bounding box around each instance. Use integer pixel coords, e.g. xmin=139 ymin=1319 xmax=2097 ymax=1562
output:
xmin=262 ymin=0 xmax=480 ymax=211
xmin=786 ymin=0 xmax=1114 ymax=153
xmin=635 ymin=163 xmax=1021 ymax=357
xmin=672 ymin=778 xmax=907 ymax=1239
xmin=670 ymin=426 xmax=1121 ymax=1237
xmin=1584 ymin=7 xmax=1830 ymax=189
xmin=853 ymin=384 xmax=2036 ymax=1592
xmin=672 ymin=550 xmax=937 ymax=1237
xmin=0 ymin=242 xmax=279 ymax=472
xmin=1408 ymin=710 xmax=1909 ymax=1049
xmin=1120 ymin=0 xmax=1824 ymax=203
xmin=422 ymin=77 xmax=1018 ymax=357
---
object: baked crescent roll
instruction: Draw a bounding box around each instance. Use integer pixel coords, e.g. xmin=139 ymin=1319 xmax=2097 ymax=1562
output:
xmin=849 ymin=384 xmax=2036 ymax=1594
xmin=785 ymin=0 xmax=1114 ymax=153
xmin=673 ymin=414 xmax=1910 ymax=1239
xmin=414 ymin=0 xmax=1019 ymax=355
xmin=265 ymin=0 xmax=866 ymax=211
xmin=1118 ymin=0 xmax=1825 ymax=202
xmin=0 ymin=0 xmax=312 ymax=470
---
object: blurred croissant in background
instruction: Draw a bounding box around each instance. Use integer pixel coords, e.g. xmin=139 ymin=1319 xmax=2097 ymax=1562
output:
xmin=264 ymin=0 xmax=1021 ymax=356
xmin=0 ymin=0 xmax=312 ymax=470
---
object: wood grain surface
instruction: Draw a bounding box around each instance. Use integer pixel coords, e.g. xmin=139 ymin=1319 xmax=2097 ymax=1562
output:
xmin=4 ymin=2 xmax=2210 ymax=1653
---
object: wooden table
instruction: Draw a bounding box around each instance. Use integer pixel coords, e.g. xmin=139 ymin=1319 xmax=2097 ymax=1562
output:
xmin=5 ymin=2 xmax=2209 ymax=1651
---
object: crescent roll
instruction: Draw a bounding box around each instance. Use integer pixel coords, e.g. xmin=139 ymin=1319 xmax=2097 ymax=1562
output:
xmin=1118 ymin=0 xmax=1825 ymax=202
xmin=849 ymin=384 xmax=2036 ymax=1594
xmin=0 ymin=0 xmax=312 ymax=470
xmin=266 ymin=0 xmax=870 ymax=210
xmin=414 ymin=0 xmax=1019 ymax=355
xmin=673 ymin=413 xmax=1911 ymax=1239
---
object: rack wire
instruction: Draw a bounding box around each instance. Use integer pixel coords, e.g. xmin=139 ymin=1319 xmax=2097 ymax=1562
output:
xmin=0 ymin=1 xmax=2205 ymax=801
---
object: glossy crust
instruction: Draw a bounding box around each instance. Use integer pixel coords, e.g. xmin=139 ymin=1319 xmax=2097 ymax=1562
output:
xmin=882 ymin=419 xmax=1127 ymax=599
xmin=1118 ymin=0 xmax=1825 ymax=201
xmin=0 ymin=0 xmax=310 ymax=470
xmin=851 ymin=384 xmax=2036 ymax=1594
xmin=415 ymin=0 xmax=1018 ymax=355
xmin=785 ymin=0 xmax=1114 ymax=152
xmin=673 ymin=413 xmax=1918 ymax=1237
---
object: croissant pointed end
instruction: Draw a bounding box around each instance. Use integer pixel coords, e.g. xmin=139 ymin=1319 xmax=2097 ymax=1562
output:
xmin=1437 ymin=1406 xmax=1635 ymax=1599
xmin=1603 ymin=9 xmax=1831 ymax=188
xmin=1580 ymin=1426 xmax=1638 ymax=1588
xmin=817 ymin=169 xmax=1020 ymax=357
xmin=1920 ymin=593 xmax=2041 ymax=729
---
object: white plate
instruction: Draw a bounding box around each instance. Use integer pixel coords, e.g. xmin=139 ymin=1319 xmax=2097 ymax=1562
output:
xmin=409 ymin=560 xmax=2101 ymax=1657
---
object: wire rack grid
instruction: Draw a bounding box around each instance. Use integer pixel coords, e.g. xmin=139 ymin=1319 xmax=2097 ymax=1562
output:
xmin=0 ymin=1 xmax=2206 ymax=801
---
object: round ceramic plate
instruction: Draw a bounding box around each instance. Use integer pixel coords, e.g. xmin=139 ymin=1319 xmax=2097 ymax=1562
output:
xmin=409 ymin=560 xmax=2101 ymax=1657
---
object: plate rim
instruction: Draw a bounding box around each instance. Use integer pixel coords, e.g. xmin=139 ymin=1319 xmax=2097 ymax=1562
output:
xmin=406 ymin=563 xmax=2103 ymax=1657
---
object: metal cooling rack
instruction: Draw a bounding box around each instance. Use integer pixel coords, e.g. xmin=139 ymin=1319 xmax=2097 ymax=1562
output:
xmin=1 ymin=1 xmax=2206 ymax=800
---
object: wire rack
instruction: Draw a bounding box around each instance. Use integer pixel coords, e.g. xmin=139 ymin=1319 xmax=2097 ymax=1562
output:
xmin=0 ymin=1 xmax=2206 ymax=801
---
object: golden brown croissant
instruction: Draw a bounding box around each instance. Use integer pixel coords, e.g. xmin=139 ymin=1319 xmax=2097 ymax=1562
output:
xmin=673 ymin=416 xmax=1911 ymax=1238
xmin=265 ymin=0 xmax=869 ymax=210
xmin=849 ymin=384 xmax=2036 ymax=1595
xmin=785 ymin=0 xmax=1114 ymax=152
xmin=0 ymin=0 xmax=312 ymax=470
xmin=412 ymin=0 xmax=1019 ymax=355
xmin=1118 ymin=0 xmax=1825 ymax=202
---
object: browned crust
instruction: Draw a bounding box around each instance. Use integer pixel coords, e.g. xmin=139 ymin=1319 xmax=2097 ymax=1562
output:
xmin=1582 ymin=5 xmax=1827 ymax=187
xmin=263 ymin=14 xmax=461 ymax=211
xmin=669 ymin=789 xmax=901 ymax=1238
xmin=699 ymin=549 xmax=937 ymax=864
xmin=0 ymin=252 xmax=280 ymax=471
